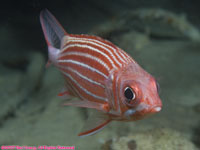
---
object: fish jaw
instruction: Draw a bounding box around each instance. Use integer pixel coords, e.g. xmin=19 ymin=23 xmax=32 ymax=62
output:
xmin=151 ymin=106 xmax=162 ymax=113
xmin=123 ymin=101 xmax=162 ymax=121
xmin=127 ymin=91 xmax=162 ymax=121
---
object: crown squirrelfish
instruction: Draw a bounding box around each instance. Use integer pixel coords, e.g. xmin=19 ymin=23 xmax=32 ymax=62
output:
xmin=40 ymin=9 xmax=162 ymax=137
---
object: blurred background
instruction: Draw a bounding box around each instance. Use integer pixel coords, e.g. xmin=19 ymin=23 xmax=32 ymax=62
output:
xmin=0 ymin=0 xmax=200 ymax=150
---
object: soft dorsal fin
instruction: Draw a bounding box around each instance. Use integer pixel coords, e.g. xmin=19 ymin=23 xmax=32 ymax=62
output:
xmin=40 ymin=9 xmax=67 ymax=49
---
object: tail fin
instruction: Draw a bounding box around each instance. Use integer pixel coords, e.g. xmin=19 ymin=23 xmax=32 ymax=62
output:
xmin=40 ymin=9 xmax=66 ymax=49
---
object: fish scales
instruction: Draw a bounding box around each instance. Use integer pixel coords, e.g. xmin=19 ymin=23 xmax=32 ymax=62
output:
xmin=59 ymin=66 xmax=107 ymax=103
xmin=40 ymin=9 xmax=162 ymax=137
xmin=59 ymin=43 xmax=112 ymax=75
xmin=61 ymin=35 xmax=126 ymax=68
xmin=58 ymin=35 xmax=131 ymax=105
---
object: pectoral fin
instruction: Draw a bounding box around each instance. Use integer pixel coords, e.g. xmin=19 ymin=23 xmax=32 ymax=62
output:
xmin=78 ymin=110 xmax=111 ymax=137
xmin=62 ymin=99 xmax=109 ymax=112
xmin=58 ymin=87 xmax=73 ymax=99
xmin=45 ymin=60 xmax=52 ymax=68
xmin=58 ymin=89 xmax=70 ymax=97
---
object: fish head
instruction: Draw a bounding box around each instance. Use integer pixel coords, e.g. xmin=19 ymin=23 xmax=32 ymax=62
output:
xmin=112 ymin=63 xmax=162 ymax=121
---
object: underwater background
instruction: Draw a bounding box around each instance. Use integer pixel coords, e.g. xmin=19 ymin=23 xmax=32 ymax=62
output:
xmin=0 ymin=0 xmax=200 ymax=149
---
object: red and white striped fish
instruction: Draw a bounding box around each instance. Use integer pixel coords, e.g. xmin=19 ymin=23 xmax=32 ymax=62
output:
xmin=40 ymin=9 xmax=162 ymax=137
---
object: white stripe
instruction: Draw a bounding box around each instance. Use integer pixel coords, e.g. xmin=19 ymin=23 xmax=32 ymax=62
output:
xmin=59 ymin=51 xmax=110 ymax=71
xmin=61 ymin=70 xmax=107 ymax=101
xmin=120 ymin=48 xmax=134 ymax=63
xmin=58 ymin=59 xmax=108 ymax=79
xmin=61 ymin=44 xmax=117 ymax=69
xmin=115 ymin=72 xmax=121 ymax=114
xmin=68 ymin=36 xmax=127 ymax=64
xmin=58 ymin=65 xmax=105 ymax=88
xmin=67 ymin=39 xmax=123 ymax=67
xmin=65 ymin=78 xmax=86 ymax=100
xmin=118 ymin=48 xmax=129 ymax=62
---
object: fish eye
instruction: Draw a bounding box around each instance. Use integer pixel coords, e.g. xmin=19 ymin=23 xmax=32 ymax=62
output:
xmin=124 ymin=87 xmax=136 ymax=102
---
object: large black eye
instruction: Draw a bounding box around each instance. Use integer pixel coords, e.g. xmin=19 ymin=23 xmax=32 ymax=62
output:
xmin=124 ymin=87 xmax=135 ymax=102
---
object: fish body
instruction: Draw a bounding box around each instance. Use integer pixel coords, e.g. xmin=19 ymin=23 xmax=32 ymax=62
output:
xmin=40 ymin=9 xmax=162 ymax=137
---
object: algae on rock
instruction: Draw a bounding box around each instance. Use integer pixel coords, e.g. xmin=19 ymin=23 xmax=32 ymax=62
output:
xmin=102 ymin=128 xmax=198 ymax=150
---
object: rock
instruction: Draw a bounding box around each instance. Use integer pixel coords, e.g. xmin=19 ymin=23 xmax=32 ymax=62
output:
xmin=0 ymin=65 xmax=23 ymax=126
xmin=21 ymin=51 xmax=46 ymax=95
xmin=122 ymin=8 xmax=200 ymax=41
xmin=92 ymin=8 xmax=200 ymax=42
xmin=0 ymin=51 xmax=45 ymax=126
xmin=192 ymin=122 xmax=200 ymax=149
xmin=112 ymin=31 xmax=150 ymax=51
xmin=193 ymin=103 xmax=200 ymax=113
xmin=102 ymin=128 xmax=198 ymax=150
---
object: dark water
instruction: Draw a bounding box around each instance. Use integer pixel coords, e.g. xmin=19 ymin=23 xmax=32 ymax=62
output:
xmin=0 ymin=0 xmax=200 ymax=150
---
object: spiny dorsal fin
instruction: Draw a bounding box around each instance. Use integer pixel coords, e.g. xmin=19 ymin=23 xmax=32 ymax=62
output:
xmin=40 ymin=9 xmax=67 ymax=49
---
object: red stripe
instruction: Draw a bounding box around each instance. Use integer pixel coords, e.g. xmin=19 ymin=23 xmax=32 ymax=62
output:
xmin=61 ymin=41 xmax=119 ymax=68
xmin=58 ymin=65 xmax=106 ymax=104
xmin=58 ymin=34 xmax=134 ymax=112
xmin=59 ymin=48 xmax=110 ymax=74
xmin=59 ymin=54 xmax=109 ymax=79
xmin=63 ymin=35 xmax=126 ymax=67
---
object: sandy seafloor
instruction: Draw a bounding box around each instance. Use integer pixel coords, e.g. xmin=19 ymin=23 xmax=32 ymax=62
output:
xmin=0 ymin=1 xmax=200 ymax=150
